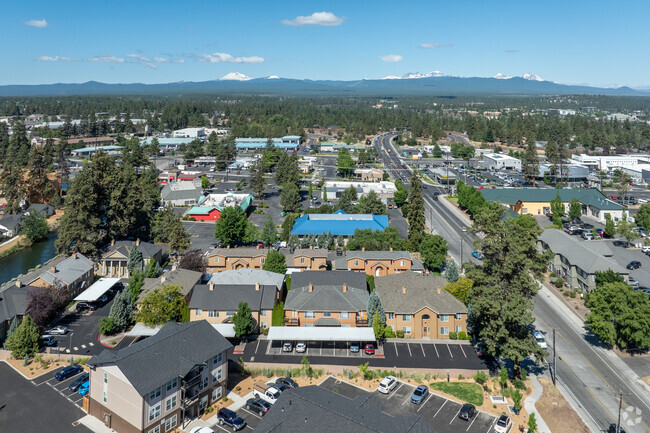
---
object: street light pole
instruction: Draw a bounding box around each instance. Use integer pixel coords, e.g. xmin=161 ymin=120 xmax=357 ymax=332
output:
xmin=69 ymin=332 xmax=74 ymax=356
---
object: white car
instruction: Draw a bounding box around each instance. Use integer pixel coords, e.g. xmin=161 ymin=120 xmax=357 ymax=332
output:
xmin=45 ymin=325 xmax=68 ymax=335
xmin=295 ymin=342 xmax=306 ymax=353
xmin=377 ymin=376 xmax=398 ymax=394
xmin=532 ymin=330 xmax=548 ymax=349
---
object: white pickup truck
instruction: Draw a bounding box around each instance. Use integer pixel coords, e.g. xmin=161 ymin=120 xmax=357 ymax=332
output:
xmin=252 ymin=382 xmax=282 ymax=405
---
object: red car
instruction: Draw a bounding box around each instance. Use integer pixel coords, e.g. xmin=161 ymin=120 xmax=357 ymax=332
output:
xmin=364 ymin=344 xmax=375 ymax=355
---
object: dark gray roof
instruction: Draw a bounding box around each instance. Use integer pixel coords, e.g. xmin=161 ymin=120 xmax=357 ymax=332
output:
xmin=88 ymin=321 xmax=232 ymax=396
xmin=26 ymin=204 xmax=54 ymax=216
xmin=374 ymin=272 xmax=467 ymax=315
xmin=103 ymin=241 xmax=163 ymax=260
xmin=314 ymin=317 xmax=341 ymax=326
xmin=0 ymin=285 xmax=34 ymax=323
xmin=285 ymin=271 xmax=368 ymax=312
xmin=139 ymin=268 xmax=203 ymax=302
xmin=333 ymin=251 xmax=424 ymax=271
xmin=279 ymin=247 xmax=329 ymax=259
xmin=34 ymin=253 xmax=94 ymax=287
xmin=0 ymin=213 xmax=25 ymax=230
xmin=254 ymin=386 xmax=436 ymax=433
xmin=189 ymin=283 xmax=277 ymax=311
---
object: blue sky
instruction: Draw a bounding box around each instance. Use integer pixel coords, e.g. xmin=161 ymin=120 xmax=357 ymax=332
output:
xmin=2 ymin=0 xmax=649 ymax=87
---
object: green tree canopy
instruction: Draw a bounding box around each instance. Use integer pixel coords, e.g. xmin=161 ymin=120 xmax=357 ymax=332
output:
xmin=568 ymin=197 xmax=582 ymax=221
xmin=21 ymin=212 xmax=49 ymax=242
xmin=280 ymin=182 xmax=302 ymax=213
xmin=456 ymin=181 xmax=487 ymax=217
xmin=275 ymin=152 xmax=301 ymax=188
xmin=419 ymin=234 xmax=448 ymax=271
xmin=635 ymin=204 xmax=650 ymax=231
xmin=393 ymin=179 xmax=408 ymax=207
xmin=367 ymin=291 xmax=386 ymax=327
xmin=261 ymin=214 xmax=277 ymax=246
xmin=137 ymin=285 xmax=186 ymax=326
xmin=214 ymin=206 xmax=249 ymax=245
xmin=263 ymin=250 xmax=287 ymax=274
xmin=521 ymin=141 xmax=539 ymax=186
xmin=407 ymin=174 xmax=426 ymax=247
xmin=108 ymin=289 xmax=135 ymax=333
xmin=604 ymin=213 xmax=616 ymax=238
xmin=617 ymin=211 xmax=637 ymax=246
xmin=444 ymin=261 xmax=459 ymax=282
xmin=6 ymin=315 xmax=40 ymax=359
xmin=346 ymin=227 xmax=408 ymax=251
xmin=337 ymin=148 xmax=355 ymax=177
xmin=443 ymin=277 xmax=473 ymax=305
xmin=338 ymin=185 xmax=358 ymax=213
xmin=233 ymin=301 xmax=254 ymax=337
xmin=127 ymin=246 xmax=143 ymax=275
xmin=355 ymin=190 xmax=386 ymax=215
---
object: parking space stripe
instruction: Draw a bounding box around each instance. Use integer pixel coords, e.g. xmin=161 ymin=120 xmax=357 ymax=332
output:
xmin=241 ymin=408 xmax=262 ymax=419
xmin=447 ymin=344 xmax=453 ymax=358
xmin=407 ymin=343 xmax=412 ymax=356
xmin=387 ymin=383 xmax=403 ymax=400
xmin=466 ymin=413 xmax=479 ymax=431
xmin=416 ymin=394 xmax=431 ymax=412
xmin=459 ymin=344 xmax=467 ymax=358
xmin=212 ymin=423 xmax=231 ymax=433
xmin=450 ymin=407 xmax=462 ymax=423
xmin=420 ymin=343 xmax=425 ymax=357
xmin=433 ymin=400 xmax=448 ymax=418
xmin=394 ymin=342 xmax=398 ymax=355
xmin=255 ymin=339 xmax=260 ymax=353
xmin=434 ymin=344 xmax=439 ymax=357
xmin=485 ymin=418 xmax=496 ymax=433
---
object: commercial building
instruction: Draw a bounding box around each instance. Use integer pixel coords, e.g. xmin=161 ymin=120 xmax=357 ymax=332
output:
xmin=375 ymin=272 xmax=467 ymax=339
xmin=538 ymin=229 xmax=628 ymax=292
xmin=160 ymin=180 xmax=204 ymax=207
xmin=86 ymin=321 xmax=231 ymax=433
xmin=172 ymin=128 xmax=205 ymax=139
xmin=235 ymin=136 xmax=300 ymax=150
xmin=187 ymin=193 xmax=253 ymax=221
xmin=71 ymin=145 xmax=123 ymax=156
xmin=140 ymin=137 xmax=196 ymax=151
xmin=332 ymin=250 xmax=424 ymax=276
xmin=480 ymin=188 xmax=625 ymax=223
xmin=431 ymin=167 xmax=456 ymax=185
xmin=483 ymin=154 xmax=522 ymax=171
xmin=539 ymin=163 xmax=589 ymax=180
xmin=290 ymin=210 xmax=389 ymax=238
xmin=323 ymin=181 xmax=397 ymax=200
xmin=570 ymin=154 xmax=640 ymax=171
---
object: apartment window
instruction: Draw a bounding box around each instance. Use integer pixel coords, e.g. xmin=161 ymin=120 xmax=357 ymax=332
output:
xmin=402 ymin=314 xmax=411 ymax=321
xmin=455 ymin=313 xmax=462 ymax=320
xmin=214 ymin=257 xmax=219 ymax=263
xmin=261 ymin=321 xmax=267 ymax=329
xmin=212 ymin=367 xmax=223 ymax=383
xmin=323 ymin=312 xmax=331 ymax=317
xmin=103 ymin=391 xmax=107 ymax=403
xmin=400 ymin=260 xmax=405 ymax=266
xmin=196 ymin=309 xmax=202 ymax=315
xmin=149 ymin=404 xmax=161 ymax=422
xmin=339 ymin=312 xmax=350 ymax=319
xmin=261 ymin=258 xmax=265 ymax=264
xmin=165 ymin=415 xmax=178 ymax=432
xmin=226 ymin=311 xmax=234 ymax=316
xmin=402 ymin=326 xmax=411 ymax=334
xmin=212 ymin=387 xmax=223 ymax=402
xmin=342 ymin=324 xmax=351 ymax=328
xmin=148 ymin=426 xmax=160 ymax=433
xmin=455 ymin=325 xmax=463 ymax=333
xmin=213 ymin=353 xmax=223 ymax=365
xmin=166 ymin=378 xmax=177 ymax=392
xmin=305 ymin=324 xmax=314 ymax=327
xmin=300 ymin=257 xmax=305 ymax=264
xmin=199 ymin=377 xmax=209 ymax=390
xmin=440 ymin=327 xmax=449 ymax=335
xmin=387 ymin=312 xmax=394 ymax=319
xmin=149 ymin=387 xmax=161 ymax=400
xmin=104 ymin=372 xmax=108 ymax=383
xmin=440 ymin=314 xmax=449 ymax=322
xmin=305 ymin=311 xmax=315 ymax=318
xmin=354 ymin=260 xmax=359 ymax=266
xmin=208 ymin=310 xmax=219 ymax=318
xmin=165 ymin=395 xmax=177 ymax=411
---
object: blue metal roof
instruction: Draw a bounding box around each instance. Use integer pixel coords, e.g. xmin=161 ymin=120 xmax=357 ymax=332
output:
xmin=290 ymin=210 xmax=389 ymax=236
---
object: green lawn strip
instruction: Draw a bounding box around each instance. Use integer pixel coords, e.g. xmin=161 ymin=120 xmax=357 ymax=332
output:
xmin=429 ymin=382 xmax=483 ymax=406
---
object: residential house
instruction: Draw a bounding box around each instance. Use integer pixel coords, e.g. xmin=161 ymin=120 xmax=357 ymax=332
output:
xmin=254 ymin=386 xmax=435 ymax=433
xmin=206 ymin=246 xmax=269 ymax=272
xmin=86 ymin=321 xmax=231 ymax=433
xmin=281 ymin=248 xmax=328 ymax=273
xmin=284 ymin=271 xmax=369 ymax=327
xmin=290 ymin=210 xmax=389 ymax=240
xmin=208 ymin=269 xmax=285 ymax=290
xmin=187 ymin=192 xmax=253 ymax=221
xmin=24 ymin=252 xmax=94 ymax=297
xmin=26 ymin=203 xmax=55 ymax=218
xmin=0 ymin=213 xmax=25 ymax=237
xmin=138 ymin=267 xmax=203 ymax=304
xmin=160 ymin=180 xmax=204 ymax=207
xmin=538 ymin=229 xmax=628 ymax=292
xmin=332 ymin=249 xmax=423 ymax=276
xmin=375 ymin=272 xmax=468 ymax=339
xmin=97 ymin=240 xmax=164 ymax=278
xmin=0 ymin=284 xmax=33 ymax=342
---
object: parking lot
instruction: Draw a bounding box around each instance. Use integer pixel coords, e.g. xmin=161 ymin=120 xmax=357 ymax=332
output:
xmin=0 ymin=362 xmax=92 ymax=433
xmin=319 ymin=376 xmax=497 ymax=433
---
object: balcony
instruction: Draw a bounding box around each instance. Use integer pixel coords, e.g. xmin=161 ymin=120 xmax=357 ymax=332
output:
xmin=356 ymin=318 xmax=369 ymax=327
xmin=284 ymin=318 xmax=299 ymax=326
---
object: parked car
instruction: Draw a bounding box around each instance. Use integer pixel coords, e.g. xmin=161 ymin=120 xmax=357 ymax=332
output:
xmin=581 ymin=232 xmax=595 ymax=241
xmin=76 ymin=302 xmax=97 ymax=313
xmin=607 ymin=424 xmax=627 ymax=433
xmin=45 ymin=325 xmax=68 ymax=335
xmin=245 ymin=398 xmax=271 ymax=416
xmin=410 ymin=385 xmax=429 ymax=404
xmin=626 ymin=261 xmax=642 ymax=270
xmin=595 ymin=229 xmax=604 ymax=238
xmin=377 ymin=376 xmax=398 ymax=394
xmin=55 ymin=365 xmax=83 ymax=381
xmin=364 ymin=344 xmax=375 ymax=355
xmin=42 ymin=335 xmax=57 ymax=347
xmin=282 ymin=342 xmax=293 ymax=352
xmin=295 ymin=342 xmax=306 ymax=353
xmin=458 ymin=403 xmax=476 ymax=421
xmin=69 ymin=373 xmax=90 ymax=391
xmin=642 ymin=246 xmax=650 ymax=253
xmin=276 ymin=377 xmax=299 ymax=389
xmin=471 ymin=251 xmax=483 ymax=260
xmin=350 ymin=343 xmax=360 ymax=353
xmin=628 ymin=277 xmax=640 ymax=287
xmin=493 ymin=414 xmax=512 ymax=433
xmin=78 ymin=381 xmax=90 ymax=396
xmin=217 ymin=408 xmax=246 ymax=431
xmin=532 ymin=330 xmax=548 ymax=349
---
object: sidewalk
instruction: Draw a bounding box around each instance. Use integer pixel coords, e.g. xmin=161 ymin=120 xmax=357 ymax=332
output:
xmin=183 ymin=388 xmax=249 ymax=432
xmin=523 ymin=375 xmax=552 ymax=433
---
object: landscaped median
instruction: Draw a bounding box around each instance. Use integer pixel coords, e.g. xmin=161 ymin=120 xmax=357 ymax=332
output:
xmin=429 ymin=381 xmax=483 ymax=406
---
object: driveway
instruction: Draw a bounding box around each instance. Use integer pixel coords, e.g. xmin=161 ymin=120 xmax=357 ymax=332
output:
xmin=0 ymin=362 xmax=91 ymax=433
xmin=183 ymin=221 xmax=217 ymax=252
xmin=388 ymin=208 xmax=409 ymax=238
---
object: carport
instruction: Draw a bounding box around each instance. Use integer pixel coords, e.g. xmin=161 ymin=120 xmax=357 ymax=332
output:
xmin=73 ymin=277 xmax=121 ymax=302
xmin=267 ymin=327 xmax=375 ymax=342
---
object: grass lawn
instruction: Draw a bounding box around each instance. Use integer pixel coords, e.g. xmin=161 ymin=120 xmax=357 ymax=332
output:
xmin=446 ymin=196 xmax=459 ymax=205
xmin=429 ymin=382 xmax=483 ymax=406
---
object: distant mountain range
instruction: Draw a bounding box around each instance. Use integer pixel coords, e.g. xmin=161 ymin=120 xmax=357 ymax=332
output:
xmin=0 ymin=71 xmax=647 ymax=97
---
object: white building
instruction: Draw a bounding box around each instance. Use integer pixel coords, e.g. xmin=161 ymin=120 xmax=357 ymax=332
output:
xmin=570 ymin=154 xmax=639 ymax=171
xmin=172 ymin=128 xmax=206 ymax=139
xmin=483 ymin=154 xmax=522 ymax=171
xmin=323 ymin=181 xmax=397 ymax=199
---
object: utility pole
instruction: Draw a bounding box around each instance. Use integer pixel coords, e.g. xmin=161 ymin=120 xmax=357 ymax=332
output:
xmin=616 ymin=393 xmax=623 ymax=433
xmin=552 ymin=329 xmax=557 ymax=385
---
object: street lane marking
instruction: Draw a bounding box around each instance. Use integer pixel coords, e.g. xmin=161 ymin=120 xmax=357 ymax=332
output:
xmin=447 ymin=344 xmax=453 ymax=358
xmin=433 ymin=400 xmax=448 ymax=418
xmin=420 ymin=343 xmax=426 ymax=357
xmin=407 ymin=344 xmax=412 ymax=356
xmin=450 ymin=407 xmax=462 ymax=424
xmin=88 ymin=342 xmax=94 ymax=346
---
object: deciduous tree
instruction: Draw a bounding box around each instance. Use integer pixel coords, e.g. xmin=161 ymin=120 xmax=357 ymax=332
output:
xmin=137 ymin=285 xmax=186 ymax=326
xmin=21 ymin=212 xmax=49 ymax=242
xmin=568 ymin=197 xmax=582 ymax=221
xmin=419 ymin=234 xmax=448 ymax=271
xmin=179 ymin=249 xmax=207 ymax=273
xmin=214 ymin=206 xmax=249 ymax=245
xmin=5 ymin=315 xmax=40 ymax=359
xmin=26 ymin=287 xmax=55 ymax=328
xmin=604 ymin=213 xmax=616 ymax=238
xmin=233 ymin=301 xmax=254 ymax=337
xmin=338 ymin=185 xmax=358 ymax=213
xmin=355 ymin=190 xmax=386 ymax=215
xmin=263 ymin=250 xmax=287 ymax=274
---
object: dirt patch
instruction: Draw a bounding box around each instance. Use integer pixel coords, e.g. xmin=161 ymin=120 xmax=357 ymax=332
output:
xmin=536 ymin=377 xmax=590 ymax=433
xmin=200 ymin=397 xmax=232 ymax=420
xmin=642 ymin=376 xmax=650 ymax=387
xmin=5 ymin=354 xmax=89 ymax=379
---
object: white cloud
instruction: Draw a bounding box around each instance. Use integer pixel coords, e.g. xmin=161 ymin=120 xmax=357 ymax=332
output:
xmin=86 ymin=55 xmax=125 ymax=63
xmin=198 ymin=52 xmax=264 ymax=64
xmin=35 ymin=56 xmax=75 ymax=62
xmin=24 ymin=19 xmax=49 ymax=28
xmin=380 ymin=54 xmax=403 ymax=63
xmin=281 ymin=11 xmax=344 ymax=27
xmin=419 ymin=43 xmax=453 ymax=49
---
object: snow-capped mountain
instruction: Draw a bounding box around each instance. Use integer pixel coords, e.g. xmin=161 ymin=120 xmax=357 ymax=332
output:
xmin=218 ymin=72 xmax=252 ymax=81
xmin=266 ymin=75 xmax=280 ymax=79
xmin=494 ymin=73 xmax=512 ymax=80
xmin=381 ymin=71 xmax=445 ymax=80
xmin=522 ymin=73 xmax=544 ymax=81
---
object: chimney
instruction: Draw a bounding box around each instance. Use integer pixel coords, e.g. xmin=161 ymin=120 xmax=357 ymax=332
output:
xmin=343 ymin=283 xmax=347 ymax=293
xmin=309 ymin=245 xmax=313 ymax=250
xmin=255 ymin=281 xmax=260 ymax=291
xmin=389 ymin=247 xmax=393 ymax=252
xmin=308 ymin=282 xmax=313 ymax=293
xmin=136 ymin=238 xmax=141 ymax=246
xmin=111 ymin=239 xmax=115 ymax=246
xmin=361 ymin=247 xmax=365 ymax=252
xmin=402 ymin=286 xmax=406 ymax=295
xmin=209 ymin=282 xmax=214 ymax=291
xmin=15 ymin=280 xmax=21 ymax=288
xmin=171 ymin=263 xmax=177 ymax=272
xmin=72 ymin=252 xmax=77 ymax=259
xmin=437 ymin=287 xmax=441 ymax=295
xmin=226 ymin=244 xmax=230 ymax=249
xmin=51 ymin=266 xmax=57 ymax=273
xmin=160 ymin=275 xmax=166 ymax=283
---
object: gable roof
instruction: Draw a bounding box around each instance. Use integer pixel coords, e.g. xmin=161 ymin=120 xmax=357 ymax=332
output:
xmin=538 ymin=229 xmax=628 ymax=275
xmin=374 ymin=272 xmax=467 ymax=315
xmin=0 ymin=213 xmax=25 ymax=231
xmin=138 ymin=268 xmax=203 ymax=302
xmin=30 ymin=253 xmax=94 ymax=287
xmin=161 ymin=181 xmax=203 ymax=202
xmin=208 ymin=268 xmax=285 ymax=291
xmin=286 ymin=271 xmax=369 ymax=312
xmin=189 ymin=283 xmax=277 ymax=311
xmin=333 ymin=251 xmax=423 ymax=271
xmin=88 ymin=321 xmax=232 ymax=396
xmin=480 ymin=188 xmax=624 ymax=211
xmin=291 ymin=210 xmax=389 ymax=236
xmin=101 ymin=241 xmax=163 ymax=261
xmin=208 ymin=247 xmax=269 ymax=259
xmin=254 ymin=386 xmax=436 ymax=433
xmin=0 ymin=285 xmax=34 ymax=323
xmin=26 ymin=204 xmax=54 ymax=216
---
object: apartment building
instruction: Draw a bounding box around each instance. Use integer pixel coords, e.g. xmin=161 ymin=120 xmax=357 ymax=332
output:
xmin=332 ymin=249 xmax=423 ymax=276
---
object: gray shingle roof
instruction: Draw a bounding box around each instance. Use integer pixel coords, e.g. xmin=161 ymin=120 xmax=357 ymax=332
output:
xmin=374 ymin=272 xmax=467 ymax=315
xmin=538 ymin=229 xmax=628 ymax=275
xmin=138 ymin=268 xmax=203 ymax=302
xmin=189 ymin=283 xmax=277 ymax=311
xmin=161 ymin=181 xmax=203 ymax=202
xmin=35 ymin=253 xmax=94 ymax=287
xmin=87 ymin=321 xmax=232 ymax=396
xmin=279 ymin=247 xmax=329 ymax=259
xmin=208 ymin=269 xmax=285 ymax=291
xmin=254 ymin=386 xmax=436 ymax=433
xmin=26 ymin=204 xmax=54 ymax=217
xmin=333 ymin=250 xmax=422 ymax=270
xmin=103 ymin=241 xmax=163 ymax=260
xmin=0 ymin=285 xmax=34 ymax=323
xmin=0 ymin=213 xmax=25 ymax=231
xmin=285 ymin=271 xmax=368 ymax=312
xmin=208 ymin=247 xmax=268 ymax=259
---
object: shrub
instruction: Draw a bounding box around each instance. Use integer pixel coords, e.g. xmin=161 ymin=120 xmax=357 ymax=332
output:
xmin=458 ymin=374 xmax=464 ymax=380
xmin=457 ymin=331 xmax=467 ymax=340
xmin=554 ymin=278 xmax=564 ymax=288
xmin=222 ymin=396 xmax=228 ymax=402
xmin=474 ymin=371 xmax=489 ymax=385
xmin=99 ymin=317 xmax=115 ymax=335
xmin=513 ymin=379 xmax=526 ymax=390
xmin=512 ymin=389 xmax=523 ymax=411
xmin=266 ymin=368 xmax=272 ymax=378
xmin=549 ymin=272 xmax=557 ymax=279
xmin=499 ymin=366 xmax=509 ymax=389
xmin=383 ymin=327 xmax=395 ymax=338
xmin=449 ymin=331 xmax=458 ymax=340
xmin=520 ymin=367 xmax=528 ymax=381
xmin=568 ymin=290 xmax=577 ymax=298
xmin=396 ymin=330 xmax=405 ymax=338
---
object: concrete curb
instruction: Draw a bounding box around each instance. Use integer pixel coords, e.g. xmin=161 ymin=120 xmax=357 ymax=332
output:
xmin=523 ymin=375 xmax=552 ymax=433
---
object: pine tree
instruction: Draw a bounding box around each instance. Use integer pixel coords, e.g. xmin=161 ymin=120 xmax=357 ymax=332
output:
xmin=338 ymin=185 xmax=358 ymax=213
xmin=444 ymin=261 xmax=459 ymax=282
xmin=250 ymin=159 xmax=266 ymax=199
xmin=233 ymin=301 xmax=254 ymax=337
xmin=6 ymin=315 xmax=40 ymax=359
xmin=2 ymin=317 xmax=19 ymax=349
xmin=522 ymin=141 xmax=539 ymax=186
xmin=407 ymin=174 xmax=426 ymax=247
xmin=7 ymin=121 xmax=30 ymax=168
xmin=109 ymin=164 xmax=142 ymax=239
xmin=261 ymin=214 xmax=277 ymax=246
xmin=109 ymin=289 xmax=135 ymax=332
xmin=280 ymin=183 xmax=302 ymax=213
xmin=127 ymin=246 xmax=143 ymax=275
xmin=367 ymin=291 xmax=386 ymax=327
xmin=0 ymin=165 xmax=25 ymax=214
xmin=56 ymin=139 xmax=70 ymax=199
xmin=27 ymin=143 xmax=55 ymax=204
